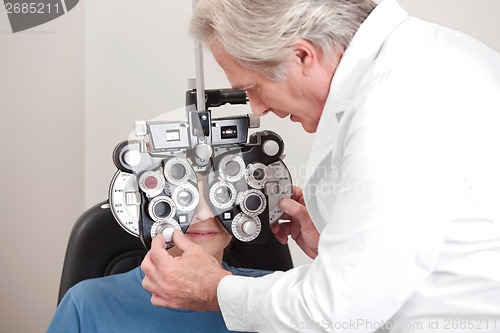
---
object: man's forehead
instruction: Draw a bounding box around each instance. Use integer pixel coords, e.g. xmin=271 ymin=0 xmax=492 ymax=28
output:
xmin=225 ymin=66 xmax=256 ymax=91
xmin=209 ymin=40 xmax=255 ymax=89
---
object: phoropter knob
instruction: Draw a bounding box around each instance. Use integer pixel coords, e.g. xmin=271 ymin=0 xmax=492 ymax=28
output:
xmin=231 ymin=213 xmax=261 ymax=242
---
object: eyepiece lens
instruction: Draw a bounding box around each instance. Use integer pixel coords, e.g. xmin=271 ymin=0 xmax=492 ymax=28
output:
xmin=144 ymin=176 xmax=159 ymax=190
xmin=170 ymin=163 xmax=186 ymax=180
xmin=225 ymin=160 xmax=241 ymax=177
xmin=215 ymin=186 xmax=232 ymax=204
xmin=177 ymin=190 xmax=193 ymax=206
xmin=153 ymin=201 xmax=172 ymax=219
xmin=252 ymin=168 xmax=265 ymax=181
xmin=245 ymin=194 xmax=262 ymax=212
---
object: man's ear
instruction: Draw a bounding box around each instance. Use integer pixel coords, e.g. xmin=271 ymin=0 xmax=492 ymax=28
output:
xmin=292 ymin=39 xmax=320 ymax=76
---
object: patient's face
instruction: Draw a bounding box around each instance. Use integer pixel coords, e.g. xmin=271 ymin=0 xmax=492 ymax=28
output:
xmin=167 ymin=175 xmax=232 ymax=264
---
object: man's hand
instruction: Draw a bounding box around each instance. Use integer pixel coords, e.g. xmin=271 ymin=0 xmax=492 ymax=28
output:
xmin=272 ymin=186 xmax=320 ymax=259
xmin=141 ymin=230 xmax=232 ymax=311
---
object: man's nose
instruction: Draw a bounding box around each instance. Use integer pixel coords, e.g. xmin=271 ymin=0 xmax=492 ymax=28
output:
xmin=248 ymin=93 xmax=270 ymax=116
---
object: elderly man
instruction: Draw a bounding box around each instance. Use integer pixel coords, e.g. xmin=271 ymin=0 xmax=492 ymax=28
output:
xmin=141 ymin=0 xmax=500 ymax=332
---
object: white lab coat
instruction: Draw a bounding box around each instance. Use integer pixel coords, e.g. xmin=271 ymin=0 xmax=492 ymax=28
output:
xmin=218 ymin=0 xmax=500 ymax=332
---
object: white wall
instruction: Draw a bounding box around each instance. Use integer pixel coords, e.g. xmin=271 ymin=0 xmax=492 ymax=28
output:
xmin=0 ymin=4 xmax=84 ymax=333
xmin=397 ymin=0 xmax=500 ymax=51
xmin=1 ymin=1 xmax=499 ymax=332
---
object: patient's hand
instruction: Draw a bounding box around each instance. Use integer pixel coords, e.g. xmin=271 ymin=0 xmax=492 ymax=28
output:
xmin=272 ymin=186 xmax=320 ymax=259
xmin=141 ymin=230 xmax=232 ymax=311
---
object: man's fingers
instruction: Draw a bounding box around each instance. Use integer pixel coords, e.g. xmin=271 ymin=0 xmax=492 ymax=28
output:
xmin=270 ymin=222 xmax=280 ymax=234
xmin=270 ymin=222 xmax=291 ymax=245
xmin=150 ymin=292 xmax=171 ymax=308
xmin=152 ymin=230 xmax=180 ymax=252
xmin=279 ymin=197 xmax=309 ymax=223
xmin=141 ymin=254 xmax=164 ymax=295
xmin=144 ymin=234 xmax=175 ymax=272
xmin=291 ymin=186 xmax=304 ymax=201
xmin=142 ymin=273 xmax=161 ymax=295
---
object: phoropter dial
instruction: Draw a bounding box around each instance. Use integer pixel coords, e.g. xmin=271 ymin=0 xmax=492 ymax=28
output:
xmin=164 ymin=157 xmax=193 ymax=185
xmin=150 ymin=219 xmax=181 ymax=239
xmin=219 ymin=154 xmax=245 ymax=182
xmin=237 ymin=189 xmax=267 ymax=216
xmin=245 ymin=163 xmax=268 ymax=189
xmin=148 ymin=196 xmax=176 ymax=222
xmin=231 ymin=212 xmax=262 ymax=242
xmin=109 ymin=170 xmax=141 ymax=236
xmin=172 ymin=183 xmax=199 ymax=212
xmin=209 ymin=181 xmax=237 ymax=210
xmin=150 ymin=220 xmax=181 ymax=249
xmin=139 ymin=170 xmax=165 ymax=197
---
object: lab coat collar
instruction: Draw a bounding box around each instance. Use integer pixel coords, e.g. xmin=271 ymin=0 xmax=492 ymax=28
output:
xmin=332 ymin=0 xmax=408 ymax=110
xmin=304 ymin=0 xmax=409 ymax=183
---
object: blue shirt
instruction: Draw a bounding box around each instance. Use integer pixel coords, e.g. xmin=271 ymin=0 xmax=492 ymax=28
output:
xmin=47 ymin=264 xmax=270 ymax=333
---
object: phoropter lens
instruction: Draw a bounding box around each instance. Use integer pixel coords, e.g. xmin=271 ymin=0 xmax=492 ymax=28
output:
xmin=244 ymin=194 xmax=262 ymax=212
xmin=170 ymin=163 xmax=187 ymax=180
xmin=252 ymin=168 xmax=265 ymax=181
xmin=172 ymin=183 xmax=199 ymax=212
xmin=153 ymin=201 xmax=172 ymax=219
xmin=224 ymin=160 xmax=241 ymax=177
xmin=164 ymin=158 xmax=192 ymax=185
xmin=177 ymin=189 xmax=194 ymax=206
xmin=218 ymin=155 xmax=245 ymax=182
xmin=215 ymin=186 xmax=232 ymax=204
xmin=209 ymin=181 xmax=237 ymax=210
xmin=238 ymin=189 xmax=266 ymax=216
xmin=148 ymin=196 xmax=176 ymax=222
xmin=245 ymin=163 xmax=268 ymax=189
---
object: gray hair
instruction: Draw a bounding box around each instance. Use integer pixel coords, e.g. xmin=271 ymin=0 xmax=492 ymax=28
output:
xmin=190 ymin=0 xmax=377 ymax=81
